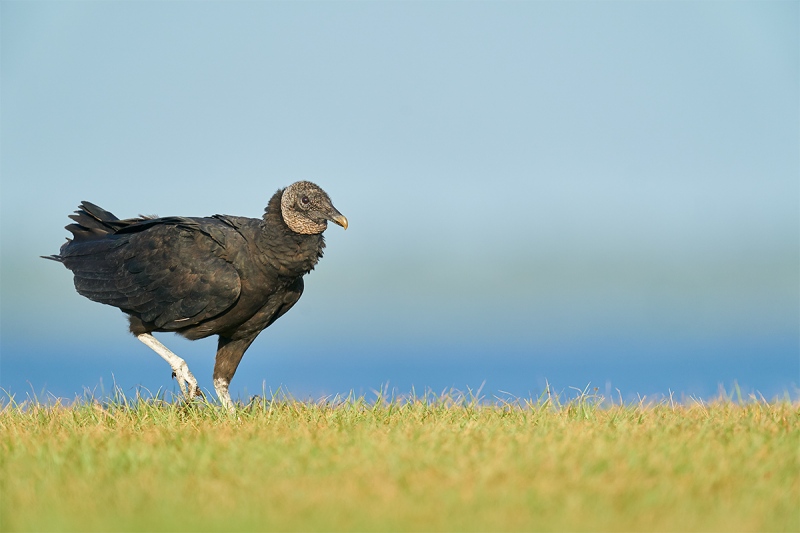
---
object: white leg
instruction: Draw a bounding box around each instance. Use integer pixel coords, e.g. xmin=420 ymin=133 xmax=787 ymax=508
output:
xmin=137 ymin=333 xmax=201 ymax=399
xmin=214 ymin=377 xmax=234 ymax=412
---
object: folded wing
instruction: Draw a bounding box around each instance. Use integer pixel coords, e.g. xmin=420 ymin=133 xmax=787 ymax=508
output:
xmin=59 ymin=205 xmax=241 ymax=330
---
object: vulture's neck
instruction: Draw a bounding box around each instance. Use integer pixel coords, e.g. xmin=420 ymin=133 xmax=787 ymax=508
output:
xmin=259 ymin=189 xmax=326 ymax=277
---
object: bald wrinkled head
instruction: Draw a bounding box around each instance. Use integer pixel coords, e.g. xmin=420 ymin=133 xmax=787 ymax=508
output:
xmin=280 ymin=181 xmax=348 ymax=235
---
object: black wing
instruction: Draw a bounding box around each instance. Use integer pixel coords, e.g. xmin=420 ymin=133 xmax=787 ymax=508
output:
xmin=60 ymin=215 xmax=242 ymax=330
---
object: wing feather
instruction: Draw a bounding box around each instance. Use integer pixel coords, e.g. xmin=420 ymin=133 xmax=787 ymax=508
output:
xmin=61 ymin=218 xmax=242 ymax=330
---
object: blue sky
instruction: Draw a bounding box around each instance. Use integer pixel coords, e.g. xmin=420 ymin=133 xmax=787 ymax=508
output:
xmin=2 ymin=1 xmax=798 ymax=402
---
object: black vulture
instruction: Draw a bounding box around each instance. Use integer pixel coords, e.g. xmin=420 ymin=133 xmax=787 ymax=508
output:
xmin=44 ymin=181 xmax=347 ymax=409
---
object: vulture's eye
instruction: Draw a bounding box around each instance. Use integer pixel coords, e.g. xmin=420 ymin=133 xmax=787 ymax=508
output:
xmin=301 ymin=196 xmax=310 ymax=205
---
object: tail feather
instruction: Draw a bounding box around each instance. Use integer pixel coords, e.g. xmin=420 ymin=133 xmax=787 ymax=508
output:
xmin=43 ymin=201 xmax=124 ymax=262
xmin=75 ymin=201 xmax=120 ymax=223
xmin=65 ymin=201 xmax=122 ymax=242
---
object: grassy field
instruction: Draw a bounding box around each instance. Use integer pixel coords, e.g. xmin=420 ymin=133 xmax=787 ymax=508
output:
xmin=1 ymin=388 xmax=798 ymax=532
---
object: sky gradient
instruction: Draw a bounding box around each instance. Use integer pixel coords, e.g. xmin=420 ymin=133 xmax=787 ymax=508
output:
xmin=2 ymin=1 xmax=798 ymax=402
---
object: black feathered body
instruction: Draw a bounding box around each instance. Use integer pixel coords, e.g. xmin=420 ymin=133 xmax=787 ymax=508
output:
xmin=47 ymin=181 xmax=346 ymax=407
xmin=54 ymin=190 xmax=325 ymax=346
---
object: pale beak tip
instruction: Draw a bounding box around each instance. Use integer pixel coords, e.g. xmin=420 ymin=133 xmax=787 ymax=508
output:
xmin=332 ymin=214 xmax=348 ymax=230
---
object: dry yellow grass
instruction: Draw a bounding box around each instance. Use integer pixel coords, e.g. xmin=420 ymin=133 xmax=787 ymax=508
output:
xmin=1 ymin=391 xmax=798 ymax=532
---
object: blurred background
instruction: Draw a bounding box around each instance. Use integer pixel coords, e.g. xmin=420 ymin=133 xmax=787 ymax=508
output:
xmin=2 ymin=1 xmax=797 ymax=403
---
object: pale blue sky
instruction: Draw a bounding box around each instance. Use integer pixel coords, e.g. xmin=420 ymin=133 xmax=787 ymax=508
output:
xmin=2 ymin=1 xmax=798 ymax=400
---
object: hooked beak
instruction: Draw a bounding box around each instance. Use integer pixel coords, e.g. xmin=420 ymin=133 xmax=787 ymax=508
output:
xmin=329 ymin=208 xmax=348 ymax=230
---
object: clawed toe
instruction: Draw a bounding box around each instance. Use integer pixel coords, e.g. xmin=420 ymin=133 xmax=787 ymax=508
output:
xmin=170 ymin=368 xmax=202 ymax=401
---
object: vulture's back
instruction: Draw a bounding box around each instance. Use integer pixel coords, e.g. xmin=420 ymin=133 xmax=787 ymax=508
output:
xmin=53 ymin=202 xmax=243 ymax=333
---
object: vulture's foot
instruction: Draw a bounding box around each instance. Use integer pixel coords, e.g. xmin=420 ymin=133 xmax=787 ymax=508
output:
xmin=137 ymin=333 xmax=202 ymax=401
xmin=214 ymin=377 xmax=235 ymax=413
xmin=170 ymin=360 xmax=202 ymax=400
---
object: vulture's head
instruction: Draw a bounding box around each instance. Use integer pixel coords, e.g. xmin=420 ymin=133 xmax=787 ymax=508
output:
xmin=281 ymin=181 xmax=348 ymax=235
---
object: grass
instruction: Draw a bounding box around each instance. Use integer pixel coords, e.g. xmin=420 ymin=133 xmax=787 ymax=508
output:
xmin=1 ymin=386 xmax=798 ymax=532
